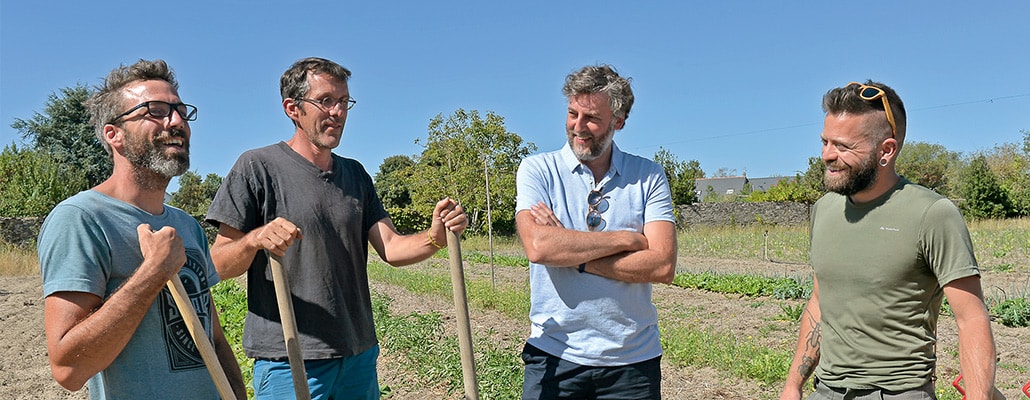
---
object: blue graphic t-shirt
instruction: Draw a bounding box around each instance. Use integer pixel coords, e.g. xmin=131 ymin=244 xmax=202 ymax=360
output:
xmin=38 ymin=190 xmax=222 ymax=399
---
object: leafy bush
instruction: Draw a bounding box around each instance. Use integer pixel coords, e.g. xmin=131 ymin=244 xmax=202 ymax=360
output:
xmin=671 ymin=271 xmax=812 ymax=300
xmin=0 ymin=144 xmax=88 ymax=217
xmin=991 ymin=298 xmax=1030 ymax=327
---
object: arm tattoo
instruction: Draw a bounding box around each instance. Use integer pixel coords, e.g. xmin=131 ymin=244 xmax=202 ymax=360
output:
xmin=797 ymin=311 xmax=821 ymax=378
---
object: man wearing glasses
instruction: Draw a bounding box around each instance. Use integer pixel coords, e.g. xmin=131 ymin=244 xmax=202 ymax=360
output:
xmin=780 ymin=81 xmax=1002 ymax=399
xmin=206 ymin=57 xmax=467 ymax=399
xmin=514 ymin=64 xmax=677 ymax=399
xmin=38 ymin=59 xmax=246 ymax=399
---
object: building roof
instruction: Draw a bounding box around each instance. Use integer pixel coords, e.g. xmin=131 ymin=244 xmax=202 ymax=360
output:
xmin=695 ymin=175 xmax=792 ymax=201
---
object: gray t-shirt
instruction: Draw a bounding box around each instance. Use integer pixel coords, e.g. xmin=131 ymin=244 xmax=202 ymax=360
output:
xmin=206 ymin=142 xmax=389 ymax=359
xmin=810 ymin=178 xmax=980 ymax=390
xmin=38 ymin=190 xmax=221 ymax=400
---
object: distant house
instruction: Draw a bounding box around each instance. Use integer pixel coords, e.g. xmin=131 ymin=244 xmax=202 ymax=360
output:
xmin=695 ymin=173 xmax=791 ymax=202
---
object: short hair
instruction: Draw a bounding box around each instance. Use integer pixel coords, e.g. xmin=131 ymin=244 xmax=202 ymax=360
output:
xmin=562 ymin=64 xmax=634 ymax=120
xmin=84 ymin=59 xmax=179 ymax=154
xmin=822 ymin=80 xmax=907 ymax=146
xmin=280 ymin=57 xmax=352 ymax=102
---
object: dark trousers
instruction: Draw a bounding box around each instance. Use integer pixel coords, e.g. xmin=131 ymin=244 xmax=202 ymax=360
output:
xmin=521 ymin=343 xmax=662 ymax=400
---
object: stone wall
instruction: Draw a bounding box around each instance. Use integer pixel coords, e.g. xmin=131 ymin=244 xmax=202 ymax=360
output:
xmin=677 ymin=202 xmax=810 ymax=227
xmin=1 ymin=217 xmax=43 ymax=246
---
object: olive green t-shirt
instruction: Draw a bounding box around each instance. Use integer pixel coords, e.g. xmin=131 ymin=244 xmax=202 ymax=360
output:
xmin=810 ymin=178 xmax=979 ymax=390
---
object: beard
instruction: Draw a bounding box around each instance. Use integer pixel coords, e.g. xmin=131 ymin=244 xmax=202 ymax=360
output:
xmin=824 ymin=154 xmax=877 ymax=196
xmin=567 ymin=121 xmax=615 ymax=162
xmin=124 ymin=128 xmax=190 ymax=186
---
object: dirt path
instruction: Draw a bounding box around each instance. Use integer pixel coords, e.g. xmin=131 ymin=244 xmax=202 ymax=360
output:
xmin=3 ymin=255 xmax=1028 ymax=399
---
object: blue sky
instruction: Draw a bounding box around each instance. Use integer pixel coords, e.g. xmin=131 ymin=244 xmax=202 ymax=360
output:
xmin=3 ymin=1 xmax=1028 ymax=192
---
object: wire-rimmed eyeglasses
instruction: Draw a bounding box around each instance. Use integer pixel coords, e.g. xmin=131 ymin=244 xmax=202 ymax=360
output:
xmin=109 ymin=101 xmax=197 ymax=125
xmin=847 ymin=82 xmax=896 ymax=138
xmin=586 ymin=188 xmax=609 ymax=231
xmin=296 ymin=96 xmax=357 ymax=112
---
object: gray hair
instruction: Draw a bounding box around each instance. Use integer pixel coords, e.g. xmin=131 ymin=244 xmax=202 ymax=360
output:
xmin=280 ymin=57 xmax=352 ymax=102
xmin=84 ymin=59 xmax=179 ymax=154
xmin=562 ymin=64 xmax=634 ymax=120
xmin=822 ymin=80 xmax=907 ymax=146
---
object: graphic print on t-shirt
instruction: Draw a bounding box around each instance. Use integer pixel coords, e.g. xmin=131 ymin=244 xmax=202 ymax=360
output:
xmin=159 ymin=247 xmax=211 ymax=371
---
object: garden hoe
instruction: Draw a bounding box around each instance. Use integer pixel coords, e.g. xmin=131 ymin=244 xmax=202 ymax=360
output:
xmin=166 ymin=275 xmax=237 ymax=399
xmin=268 ymin=255 xmax=311 ymax=400
xmin=448 ymin=229 xmax=480 ymax=400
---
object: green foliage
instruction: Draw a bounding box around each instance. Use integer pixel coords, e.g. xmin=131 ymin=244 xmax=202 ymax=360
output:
xmin=372 ymin=291 xmax=523 ymax=398
xmin=981 ymin=142 xmax=1030 ymax=217
xmin=375 ymin=155 xmax=415 ymax=210
xmin=168 ymin=171 xmax=223 ymax=243
xmin=671 ymin=271 xmax=812 ymax=300
xmin=0 ymin=144 xmax=88 ymax=217
xmin=653 ymin=146 xmax=704 ymax=205
xmin=660 ymin=324 xmax=791 ymax=385
xmin=11 ymin=84 xmax=111 ymax=187
xmin=777 ymin=303 xmax=805 ymax=321
xmin=748 ymin=157 xmax=824 ymax=203
xmin=407 ymin=109 xmax=535 ymax=236
xmin=991 ymin=298 xmax=1030 ymax=327
xmin=958 ymin=155 xmax=1010 ymax=220
xmin=896 ymin=141 xmax=961 ymax=197
xmin=210 ymin=279 xmax=254 ymax=397
xmin=169 ymin=171 xmax=223 ymax=217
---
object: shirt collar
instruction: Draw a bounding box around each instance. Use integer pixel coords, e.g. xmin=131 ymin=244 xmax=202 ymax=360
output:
xmin=559 ymin=142 xmax=625 ymax=178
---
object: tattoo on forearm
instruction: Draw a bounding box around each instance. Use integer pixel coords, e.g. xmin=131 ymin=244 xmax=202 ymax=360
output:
xmin=797 ymin=311 xmax=821 ymax=378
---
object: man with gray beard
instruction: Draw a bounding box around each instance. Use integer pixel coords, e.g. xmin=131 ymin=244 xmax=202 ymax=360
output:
xmin=37 ymin=59 xmax=245 ymax=399
xmin=780 ymin=81 xmax=1002 ymax=400
xmin=514 ymin=64 xmax=676 ymax=399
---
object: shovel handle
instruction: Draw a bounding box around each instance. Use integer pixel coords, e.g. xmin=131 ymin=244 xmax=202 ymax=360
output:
xmin=166 ymin=275 xmax=237 ymax=399
xmin=268 ymin=256 xmax=311 ymax=400
xmin=447 ymin=230 xmax=480 ymax=400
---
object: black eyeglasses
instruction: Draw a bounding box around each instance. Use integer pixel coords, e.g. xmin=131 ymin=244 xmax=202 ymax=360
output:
xmin=109 ymin=101 xmax=198 ymax=125
xmin=296 ymin=96 xmax=357 ymax=112
xmin=847 ymin=82 xmax=896 ymax=138
xmin=586 ymin=188 xmax=609 ymax=231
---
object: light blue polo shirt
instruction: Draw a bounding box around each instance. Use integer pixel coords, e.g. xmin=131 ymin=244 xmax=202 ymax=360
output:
xmin=515 ymin=142 xmax=674 ymax=366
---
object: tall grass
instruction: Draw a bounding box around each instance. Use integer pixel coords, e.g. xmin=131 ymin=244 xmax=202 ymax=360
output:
xmin=0 ymin=243 xmax=39 ymax=275
xmin=678 ymin=225 xmax=809 ymax=263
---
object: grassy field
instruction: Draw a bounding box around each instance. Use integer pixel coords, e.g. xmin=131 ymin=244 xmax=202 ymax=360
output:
xmin=5 ymin=218 xmax=1028 ymax=399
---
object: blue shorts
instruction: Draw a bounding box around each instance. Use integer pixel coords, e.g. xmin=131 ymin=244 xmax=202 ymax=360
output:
xmin=253 ymin=345 xmax=380 ymax=400
xmin=521 ymin=343 xmax=661 ymax=400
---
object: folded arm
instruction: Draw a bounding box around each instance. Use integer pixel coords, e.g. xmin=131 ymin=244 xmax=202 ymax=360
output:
xmin=516 ymin=202 xmax=672 ymax=283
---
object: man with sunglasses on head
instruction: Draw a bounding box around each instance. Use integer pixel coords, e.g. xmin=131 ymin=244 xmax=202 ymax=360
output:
xmin=37 ymin=59 xmax=246 ymax=399
xmin=514 ymin=64 xmax=677 ymax=399
xmin=205 ymin=57 xmax=467 ymax=399
xmin=780 ymin=81 xmax=1003 ymax=400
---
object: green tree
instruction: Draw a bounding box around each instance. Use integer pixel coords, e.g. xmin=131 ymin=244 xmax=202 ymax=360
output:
xmin=895 ymin=141 xmax=961 ymax=197
xmin=958 ymin=155 xmax=1009 ymax=220
xmin=407 ymin=109 xmax=536 ymax=236
xmin=0 ymin=144 xmax=88 ymax=217
xmin=11 ymin=84 xmax=111 ymax=187
xmin=169 ymin=171 xmax=223 ymax=218
xmin=981 ymin=142 xmax=1030 ymax=217
xmin=374 ymin=155 xmax=415 ymax=209
xmin=653 ymin=147 xmax=704 ymax=205
xmin=168 ymin=171 xmax=223 ymax=243
xmin=749 ymin=157 xmax=825 ymax=203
